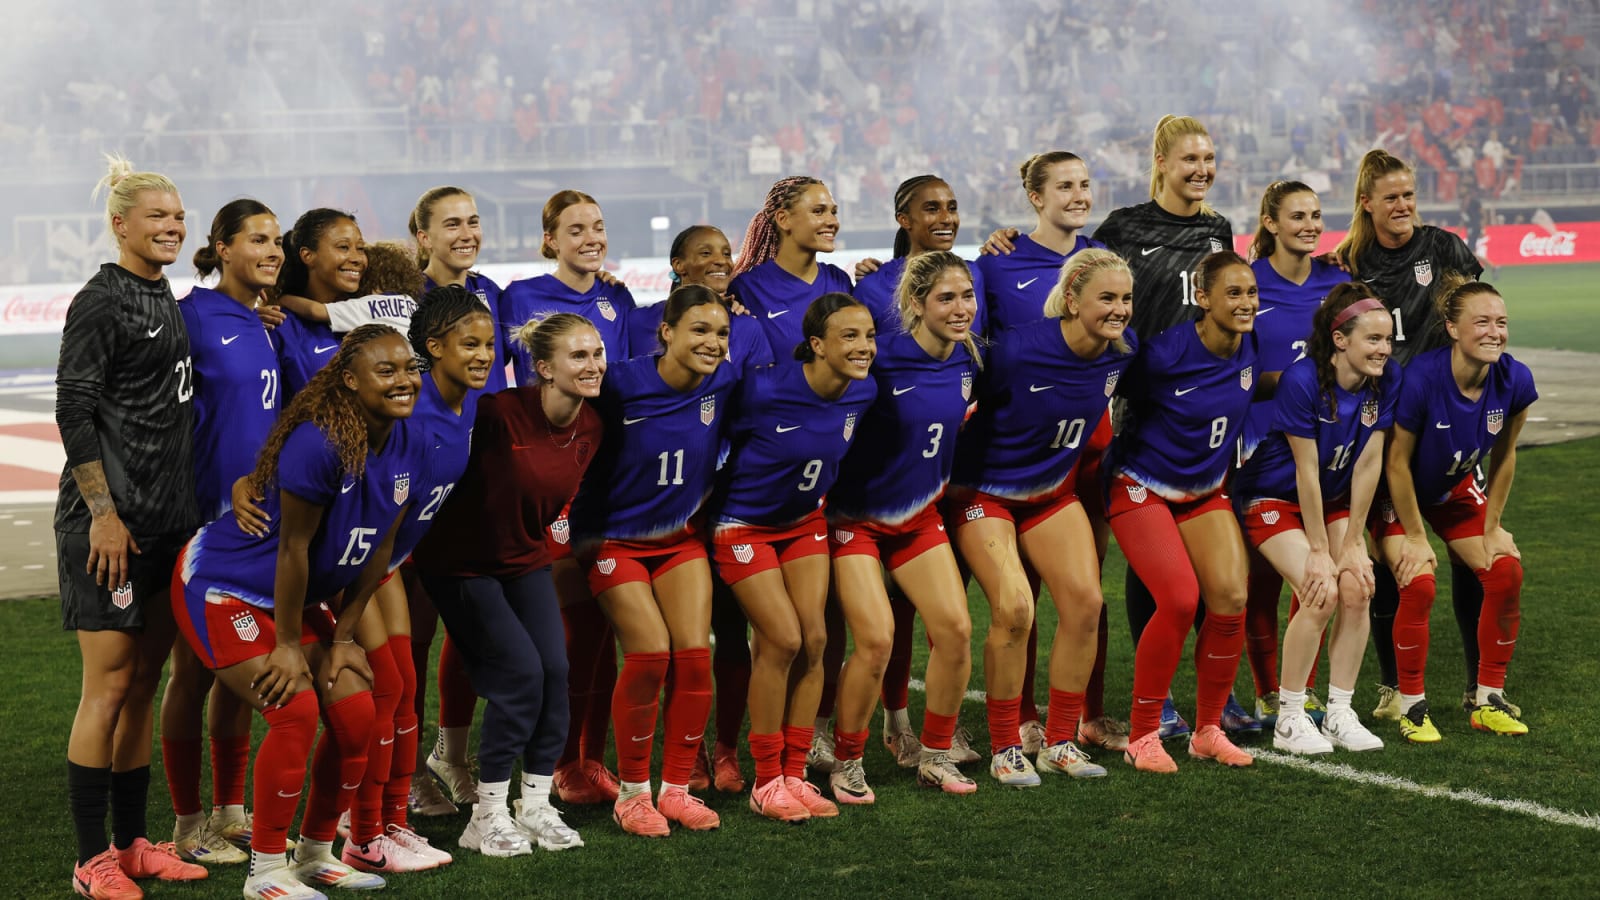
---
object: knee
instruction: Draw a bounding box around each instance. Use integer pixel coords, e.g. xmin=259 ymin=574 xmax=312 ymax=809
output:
xmin=1206 ymin=585 xmax=1247 ymax=617
xmin=799 ymin=630 xmax=829 ymax=669
xmin=990 ymin=600 xmax=1034 ymax=642
xmin=1059 ymin=596 xmax=1103 ymax=637
xmin=929 ymin=617 xmax=973 ymax=655
xmin=851 ymin=625 xmax=893 ymax=669
xmin=755 ymin=631 xmax=801 ymax=670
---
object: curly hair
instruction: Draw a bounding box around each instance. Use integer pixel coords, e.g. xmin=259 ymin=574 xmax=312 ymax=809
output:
xmin=247 ymin=324 xmax=402 ymax=494
xmin=359 ymin=240 xmax=426 ymax=300
xmin=1305 ymin=281 xmax=1389 ymax=421
xmin=409 ymin=284 xmax=493 ymax=371
xmin=732 ymin=176 xmax=825 ymax=277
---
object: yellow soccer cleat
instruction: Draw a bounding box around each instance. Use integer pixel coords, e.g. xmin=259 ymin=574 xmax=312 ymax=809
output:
xmin=1470 ymin=695 xmax=1529 ymax=736
xmin=1399 ymin=700 xmax=1442 ymax=744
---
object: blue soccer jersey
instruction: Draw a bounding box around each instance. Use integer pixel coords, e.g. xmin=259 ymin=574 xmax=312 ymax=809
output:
xmin=712 ymin=360 xmax=877 ymax=529
xmin=1111 ymin=322 xmax=1259 ymax=501
xmin=831 ymin=332 xmax=978 ymax=525
xmin=1394 ymin=347 xmax=1537 ymax=505
xmin=274 ymin=313 xmax=342 ymax=399
xmin=1235 ymin=356 xmax=1401 ymax=504
xmin=182 ymin=417 xmax=423 ymax=610
xmin=627 ymin=301 xmax=773 ymax=368
xmin=1240 ymin=258 xmax=1349 ymax=458
xmin=499 ymin=274 xmax=635 ymax=386
xmin=425 ymin=271 xmax=508 ymax=393
xmin=729 ymin=259 xmax=853 ymax=363
xmin=952 ymin=319 xmax=1138 ymax=501
xmin=180 ymin=287 xmax=282 ymax=522
xmin=852 ymin=256 xmax=989 ymax=338
xmin=972 ymin=233 xmax=1105 ymax=336
xmin=568 ymin=355 xmax=739 ymax=545
xmin=389 ymin=373 xmax=479 ymax=566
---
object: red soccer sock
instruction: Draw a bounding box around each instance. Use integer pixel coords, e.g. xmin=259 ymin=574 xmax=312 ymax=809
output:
xmin=1475 ymin=557 xmax=1523 ymax=691
xmin=1244 ymin=560 xmax=1282 ymax=696
xmin=352 ymin=641 xmax=400 ymax=844
xmin=881 ymin=591 xmax=917 ymax=710
xmin=712 ymin=653 xmax=751 ymax=751
xmin=385 ymin=635 xmax=419 ymax=829
xmin=251 ymin=692 xmax=318 ymax=854
xmin=662 ymin=648 xmax=712 ymax=786
xmin=1045 ymin=689 xmax=1086 ymax=746
xmin=210 ymin=734 xmax=250 ymax=809
xmin=1393 ymin=573 xmax=1437 ymax=696
xmin=437 ymin=634 xmax=477 ymax=729
xmin=832 ymin=727 xmax=868 ymax=762
xmin=1084 ymin=605 xmax=1110 ymax=719
xmin=582 ymin=622 xmax=618 ymax=764
xmin=1019 ymin=622 xmax=1041 ymax=724
xmin=301 ymin=691 xmax=375 ymax=843
xmin=985 ymin=694 xmax=1022 ymax=754
xmin=748 ymin=731 xmax=784 ymax=787
xmin=162 ymin=736 xmax=203 ymax=817
xmin=612 ymin=652 xmax=669 ymax=784
xmin=560 ymin=600 xmax=607 ymax=767
xmin=1194 ymin=612 xmax=1246 ymax=730
xmin=920 ymin=709 xmax=958 ymax=753
xmin=1114 ymin=501 xmax=1200 ymax=740
xmin=781 ymin=724 xmax=813 ymax=780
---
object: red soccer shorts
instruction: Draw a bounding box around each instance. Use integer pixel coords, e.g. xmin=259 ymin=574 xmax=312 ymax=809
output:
xmin=1239 ymin=497 xmax=1351 ymax=548
xmin=1105 ymin=474 xmax=1232 ymax=524
xmin=1370 ymin=475 xmax=1486 ymax=543
xmin=584 ymin=530 xmax=708 ymax=596
xmin=830 ymin=502 xmax=950 ymax=571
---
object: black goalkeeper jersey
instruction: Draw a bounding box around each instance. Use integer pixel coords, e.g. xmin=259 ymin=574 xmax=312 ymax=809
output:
xmin=1094 ymin=201 xmax=1235 ymax=338
xmin=1346 ymin=224 xmax=1482 ymax=364
xmin=55 ymin=263 xmax=198 ymax=537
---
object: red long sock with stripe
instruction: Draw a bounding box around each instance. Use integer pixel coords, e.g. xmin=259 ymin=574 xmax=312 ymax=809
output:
xmin=583 ymin=621 xmax=618 ymax=764
xmin=611 ymin=652 xmax=669 ymax=784
xmin=1393 ymin=573 xmax=1437 ymax=696
xmin=383 ymin=635 xmax=419 ymax=829
xmin=748 ymin=732 xmax=784 ymax=788
xmin=1194 ymin=612 xmax=1246 ymax=730
xmin=301 ymin=691 xmax=375 ymax=843
xmin=351 ymin=641 xmax=400 ymax=844
xmin=1045 ymin=689 xmax=1086 ymax=745
xmin=832 ymin=727 xmax=868 ymax=762
xmin=250 ymin=692 xmax=318 ymax=854
xmin=559 ymin=600 xmax=606 ymax=768
xmin=1475 ymin=557 xmax=1523 ymax=691
xmin=210 ymin=734 xmax=250 ymax=809
xmin=781 ymin=724 xmax=813 ymax=780
xmin=920 ymin=709 xmax=958 ymax=753
xmin=161 ymin=736 xmax=203 ymax=816
xmin=985 ymin=695 xmax=1022 ymax=754
xmin=663 ymin=648 xmax=713 ymax=786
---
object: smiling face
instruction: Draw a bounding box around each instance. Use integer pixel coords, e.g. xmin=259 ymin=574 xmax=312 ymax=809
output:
xmin=535 ymin=324 xmax=606 ymax=399
xmin=418 ymin=194 xmax=482 ymax=275
xmin=661 ymin=300 xmax=730 ymax=377
xmin=546 ymin=203 xmax=607 ymax=276
xmin=1265 ymin=190 xmax=1323 ymax=256
xmin=1196 ymin=263 xmax=1258 ymax=335
xmin=1334 ymin=310 xmax=1394 ymax=378
xmin=810 ymin=305 xmax=877 ymax=381
xmin=345 ymin=332 xmax=420 ymax=423
xmin=897 ymin=181 xmax=960 ymax=253
xmin=916 ymin=267 xmax=977 ymax=345
xmin=303 ymin=218 xmax=366 ymax=300
xmin=776 ymin=184 xmax=839 ymax=254
xmin=1157 ymin=134 xmax=1217 ymax=208
xmin=115 ymin=190 xmax=186 ymax=275
xmin=671 ymin=228 xmax=734 ymax=296
xmin=427 ymin=311 xmax=496 ymax=394
xmin=1446 ymin=290 xmax=1509 ymax=366
xmin=1067 ymin=268 xmax=1133 ymax=345
xmin=1031 ymin=158 xmax=1093 ymax=232
xmin=1360 ymin=170 xmax=1417 ymax=248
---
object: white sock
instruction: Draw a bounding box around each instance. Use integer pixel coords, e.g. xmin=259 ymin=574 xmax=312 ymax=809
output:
xmin=658 ymin=781 xmax=687 ymax=802
xmin=436 ymin=727 xmax=470 ymax=765
xmin=249 ymin=849 xmax=288 ymax=876
xmin=1278 ymin=688 xmax=1306 ymax=717
xmin=519 ymin=773 xmax=553 ymax=810
xmin=884 ymin=707 xmax=911 ymax=733
xmin=1476 ymin=684 xmax=1502 ymax=706
xmin=294 ymin=837 xmax=331 ymax=862
xmin=211 ymin=803 xmax=247 ymax=824
xmin=475 ymin=779 xmax=510 ymax=816
xmin=618 ymin=780 xmax=651 ymax=801
xmin=1400 ymin=692 xmax=1426 ymax=713
xmin=176 ymin=811 xmax=205 ymax=832
xmin=1327 ymin=686 xmax=1354 ymax=711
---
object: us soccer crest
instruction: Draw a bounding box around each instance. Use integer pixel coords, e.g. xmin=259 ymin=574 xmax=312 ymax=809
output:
xmin=732 ymin=544 xmax=755 ymax=564
xmin=701 ymin=397 xmax=716 ymax=425
xmin=596 ymin=558 xmax=617 ymax=576
xmin=1209 ymin=237 xmax=1226 ymax=254
xmin=833 ymin=529 xmax=854 ymax=544
xmin=843 ymin=413 xmax=857 ymax=441
xmin=1239 ymin=366 xmax=1254 ymax=391
xmin=1126 ymin=484 xmax=1149 ymax=504
xmin=111 ymin=581 xmax=133 ymax=609
xmin=1361 ymin=399 xmax=1380 ymax=427
xmin=393 ymin=473 xmax=410 ymax=505
xmin=1262 ymin=510 xmax=1280 ymax=525
xmin=1105 ymin=371 xmax=1120 ymax=398
xmin=964 ymin=505 xmax=985 ymax=522
xmin=231 ymin=610 xmax=260 ymax=642
xmin=961 ymin=372 xmax=973 ymax=401
xmin=597 ymin=300 xmax=617 ymax=321
xmin=1487 ymin=409 xmax=1504 ymax=435
xmin=550 ymin=517 xmax=571 ymax=545
xmin=1413 ymin=260 xmax=1432 ymax=287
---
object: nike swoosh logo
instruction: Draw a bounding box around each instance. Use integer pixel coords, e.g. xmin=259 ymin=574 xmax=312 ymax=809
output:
xmin=278 ymin=789 xmax=303 ymax=798
xmin=813 ymin=533 xmax=827 ymax=541
xmin=397 ymin=725 xmax=418 ymax=734
xmin=1028 ymin=384 xmax=1053 ymax=393
xmin=221 ymin=335 xmax=239 ymax=345
xmin=1205 ymin=653 xmax=1237 ymax=660
xmin=631 ymin=734 xmax=652 ymax=742
xmin=341 ymin=782 xmax=361 ymax=791
xmin=341 ymin=481 xmax=356 ymax=494
xmin=147 ymin=324 xmax=164 ymax=337
xmin=766 ymin=309 xmax=789 ymax=318
xmin=623 ymin=416 xmax=648 ymax=425
xmin=1174 ymin=387 xmax=1199 ymax=396
xmin=1434 ymin=422 xmax=1451 ymax=429
xmin=1255 ymin=307 xmax=1274 ymax=316
xmin=684 ymin=733 xmax=704 ymax=742
xmin=1397 ymin=643 xmax=1420 ymax=650
xmin=1495 ymin=638 xmax=1516 ymax=646
xmin=892 ymin=385 xmax=916 ymax=396
xmin=380 ymin=737 xmax=394 ymax=745
xmin=1136 ymin=698 xmax=1160 ymax=705
xmin=936 ymin=524 xmax=945 ymax=531
xmin=1016 ymin=277 xmax=1039 ymax=290
xmin=314 ymin=344 xmax=337 ymax=354
xmin=1141 ymin=247 xmax=1160 ymax=256
xmin=776 ymin=425 xmax=801 ymax=433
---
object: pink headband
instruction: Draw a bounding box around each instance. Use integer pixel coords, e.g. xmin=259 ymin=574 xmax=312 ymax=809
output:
xmin=1331 ymin=297 xmax=1387 ymax=333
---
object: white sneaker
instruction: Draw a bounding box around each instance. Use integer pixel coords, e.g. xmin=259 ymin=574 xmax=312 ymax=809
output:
xmin=1036 ymin=741 xmax=1108 ymax=778
xmin=291 ymin=845 xmax=386 ymax=891
xmin=459 ymin=806 xmax=532 ymax=857
xmin=1019 ymin=719 xmax=1046 ymax=756
xmin=513 ymin=798 xmax=584 ymax=851
xmin=884 ymin=728 xmax=922 ymax=768
xmin=948 ymin=726 xmax=982 ymax=765
xmin=174 ymin=818 xmax=248 ymax=864
xmin=384 ymin=824 xmax=454 ymax=867
xmin=1272 ymin=710 xmax=1334 ymax=755
xmin=427 ymin=752 xmax=479 ymax=805
xmin=1322 ymin=706 xmax=1385 ymax=752
xmin=245 ymin=864 xmax=327 ymax=900
xmin=807 ymin=728 xmax=838 ymax=774
xmin=410 ymin=774 xmax=458 ymax=816
xmin=989 ymin=745 xmax=1042 ymax=787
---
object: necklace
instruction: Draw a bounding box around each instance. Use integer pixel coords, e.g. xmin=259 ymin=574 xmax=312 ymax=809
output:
xmin=546 ymin=413 xmax=579 ymax=449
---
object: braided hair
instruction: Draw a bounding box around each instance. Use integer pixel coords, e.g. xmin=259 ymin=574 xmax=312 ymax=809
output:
xmin=892 ymin=174 xmax=945 ymax=258
xmin=732 ymin=176 xmax=824 ymax=277
xmin=408 ymin=284 xmax=491 ymax=371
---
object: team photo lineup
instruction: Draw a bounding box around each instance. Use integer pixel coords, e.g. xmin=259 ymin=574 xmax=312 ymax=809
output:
xmin=54 ymin=104 xmax=1544 ymax=900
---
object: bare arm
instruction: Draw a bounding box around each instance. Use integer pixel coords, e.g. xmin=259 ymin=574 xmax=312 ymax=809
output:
xmin=323 ymin=505 xmax=408 ymax=689
xmin=253 ymin=488 xmax=320 ymax=707
xmin=1288 ymin=433 xmax=1337 ymax=608
xmin=1340 ymin=430 xmax=1385 ymax=596
xmin=275 ymin=292 xmax=329 ymax=323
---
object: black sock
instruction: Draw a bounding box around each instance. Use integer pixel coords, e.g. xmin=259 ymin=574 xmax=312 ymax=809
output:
xmin=1450 ymin=560 xmax=1484 ymax=690
xmin=109 ymin=765 xmax=151 ymax=851
xmin=1371 ymin=566 xmax=1400 ymax=687
xmin=1125 ymin=568 xmax=1157 ymax=648
xmin=67 ymin=761 xmax=111 ymax=865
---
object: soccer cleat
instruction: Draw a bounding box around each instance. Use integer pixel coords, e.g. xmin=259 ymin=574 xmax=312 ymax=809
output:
xmin=884 ymin=728 xmax=922 ymax=769
xmin=340 ymin=834 xmax=437 ymax=873
xmin=1321 ymin=706 xmax=1385 ymax=752
xmin=1077 ymin=715 xmax=1131 ymax=752
xmin=384 ymin=824 xmax=453 ymax=866
xmin=1470 ymin=694 xmax=1529 ymax=737
xmin=748 ymin=777 xmax=810 ymax=822
xmin=712 ymin=744 xmax=745 ymax=793
xmin=1037 ymin=741 xmax=1108 ymax=778
xmin=829 ymin=757 xmax=876 ymax=805
xmin=243 ymin=866 xmax=326 ymax=900
xmin=426 ymin=752 xmax=478 ymax=805
xmin=1304 ymin=690 xmax=1327 ymax=726
xmin=1255 ymin=692 xmax=1281 ymax=730
xmin=989 ymin=745 xmax=1042 ymax=788
xmin=1399 ymin=701 xmax=1442 ymax=744
xmin=658 ymin=786 xmax=722 ymax=830
xmin=1463 ymin=688 xmax=1523 ymax=718
xmin=116 ymin=838 xmax=208 ymax=882
xmin=73 ymin=848 xmax=143 ymax=900
xmin=512 ymin=799 xmax=585 ymax=850
xmin=688 ymin=742 xmax=712 ymax=792
xmin=1188 ymin=725 xmax=1255 ymax=767
xmin=1372 ymin=684 xmax=1403 ymax=721
xmin=612 ymin=793 xmax=672 ymax=838
xmin=1018 ymin=719 xmax=1046 ymax=756
xmin=459 ymin=806 xmax=534 ymax=856
xmin=1122 ymin=731 xmax=1178 ymax=774
xmin=173 ymin=819 xmax=248 ymax=865
xmin=291 ymin=846 xmax=385 ymax=890
xmin=807 ymin=728 xmax=838 ymax=774
xmin=1158 ymin=698 xmax=1191 ymax=740
xmin=554 ymin=761 xmax=619 ymax=805
xmin=211 ymin=809 xmax=289 ymax=852
xmin=948 ymin=726 xmax=983 ymax=765
xmin=916 ymin=750 xmax=978 ymax=794
xmin=1221 ymin=693 xmax=1262 ymax=734
xmin=1272 ymin=711 xmax=1334 ymax=755
xmin=785 ymin=777 xmax=840 ymax=818
xmin=410 ymin=774 xmax=458 ymax=816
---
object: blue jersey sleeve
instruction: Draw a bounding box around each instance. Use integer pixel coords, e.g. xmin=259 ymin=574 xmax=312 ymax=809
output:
xmin=278 ymin=422 xmax=342 ymax=506
xmin=1272 ymin=363 xmax=1323 ymax=440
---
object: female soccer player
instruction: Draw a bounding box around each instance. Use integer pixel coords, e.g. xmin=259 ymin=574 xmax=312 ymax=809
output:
xmin=950 ymin=248 xmax=1139 ymax=787
xmin=567 ymin=286 xmax=736 ymax=836
xmin=828 ymin=252 xmax=981 ymax=801
xmin=1240 ymin=181 xmax=1350 ymax=727
xmin=1109 ymin=250 xmax=1259 ymax=773
xmin=273 ymin=209 xmax=367 ymax=396
xmin=1334 ymin=149 xmax=1489 ymax=721
xmin=500 ymin=190 xmax=636 ymax=384
xmin=712 ymin=293 xmax=876 ymax=820
xmin=631 ymin=225 xmax=770 ymax=367
xmin=851 ymin=174 xmax=987 ymax=333
xmin=1234 ymin=284 xmax=1397 ymax=755
xmin=414 ymin=311 xmax=604 ymax=856
xmin=57 ymin=155 xmax=209 ymax=898
xmin=163 ymin=199 xmax=285 ymax=866
xmin=1376 ymin=276 xmax=1534 ymax=742
xmin=413 ymin=185 xmax=509 ymax=393
xmin=173 ymin=324 xmax=423 ymax=900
